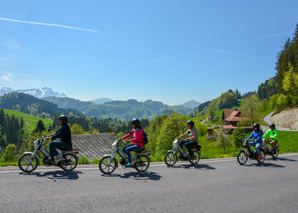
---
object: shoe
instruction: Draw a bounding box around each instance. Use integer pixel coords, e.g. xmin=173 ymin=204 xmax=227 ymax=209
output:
xmin=178 ymin=154 xmax=183 ymax=159
xmin=258 ymin=155 xmax=262 ymax=159
xmin=44 ymin=157 xmax=54 ymax=164
xmin=188 ymin=155 xmax=195 ymax=160
xmin=124 ymin=162 xmax=132 ymax=167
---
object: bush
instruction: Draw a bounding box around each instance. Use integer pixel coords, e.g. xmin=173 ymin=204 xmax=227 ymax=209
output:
xmin=0 ymin=144 xmax=16 ymax=162
xmin=78 ymin=156 xmax=90 ymax=164
xmin=232 ymin=124 xmax=246 ymax=148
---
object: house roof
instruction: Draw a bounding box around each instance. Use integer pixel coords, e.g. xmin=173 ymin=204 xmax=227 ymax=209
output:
xmin=72 ymin=133 xmax=117 ymax=160
xmin=225 ymin=110 xmax=241 ymax=121
xmin=222 ymin=109 xmax=242 ymax=120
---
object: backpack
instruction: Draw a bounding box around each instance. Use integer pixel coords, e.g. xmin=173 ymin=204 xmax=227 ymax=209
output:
xmin=142 ymin=130 xmax=148 ymax=145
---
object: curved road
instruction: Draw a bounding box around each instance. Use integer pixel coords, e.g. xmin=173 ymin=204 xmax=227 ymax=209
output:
xmin=263 ymin=112 xmax=298 ymax=131
xmin=1 ymin=154 xmax=298 ymax=213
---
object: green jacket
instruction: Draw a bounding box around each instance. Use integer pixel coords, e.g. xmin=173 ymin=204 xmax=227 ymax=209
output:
xmin=263 ymin=129 xmax=278 ymax=141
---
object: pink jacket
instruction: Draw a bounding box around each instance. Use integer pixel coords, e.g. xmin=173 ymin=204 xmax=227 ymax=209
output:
xmin=121 ymin=128 xmax=144 ymax=148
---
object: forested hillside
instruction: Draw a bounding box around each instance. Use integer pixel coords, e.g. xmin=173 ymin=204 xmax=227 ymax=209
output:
xmin=43 ymin=97 xmax=193 ymax=120
xmin=0 ymin=92 xmax=84 ymax=118
xmin=194 ymin=90 xmax=240 ymax=116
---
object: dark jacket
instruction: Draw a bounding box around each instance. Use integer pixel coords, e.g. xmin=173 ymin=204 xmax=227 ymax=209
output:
xmin=52 ymin=124 xmax=72 ymax=145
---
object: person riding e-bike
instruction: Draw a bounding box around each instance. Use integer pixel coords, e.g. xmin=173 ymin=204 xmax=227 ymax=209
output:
xmin=45 ymin=115 xmax=72 ymax=164
xmin=121 ymin=118 xmax=144 ymax=167
xmin=247 ymin=123 xmax=263 ymax=159
xmin=177 ymin=120 xmax=199 ymax=160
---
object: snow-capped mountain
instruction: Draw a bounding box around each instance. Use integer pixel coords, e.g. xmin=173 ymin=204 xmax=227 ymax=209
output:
xmin=0 ymin=87 xmax=67 ymax=98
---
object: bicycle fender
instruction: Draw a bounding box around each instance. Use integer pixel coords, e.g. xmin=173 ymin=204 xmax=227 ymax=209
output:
xmin=24 ymin=152 xmax=40 ymax=165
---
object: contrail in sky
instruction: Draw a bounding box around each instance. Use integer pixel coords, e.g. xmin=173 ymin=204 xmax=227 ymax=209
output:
xmin=237 ymin=31 xmax=293 ymax=45
xmin=204 ymin=48 xmax=268 ymax=60
xmin=0 ymin=17 xmax=107 ymax=34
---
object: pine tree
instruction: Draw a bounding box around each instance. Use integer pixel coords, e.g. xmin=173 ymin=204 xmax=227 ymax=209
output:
xmin=33 ymin=120 xmax=46 ymax=136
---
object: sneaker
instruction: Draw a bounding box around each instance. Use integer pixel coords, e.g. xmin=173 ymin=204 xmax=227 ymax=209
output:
xmin=124 ymin=162 xmax=132 ymax=167
xmin=258 ymin=155 xmax=262 ymax=159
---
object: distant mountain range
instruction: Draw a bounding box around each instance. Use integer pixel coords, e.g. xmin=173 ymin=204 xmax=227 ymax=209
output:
xmin=0 ymin=87 xmax=67 ymax=99
xmin=91 ymin=98 xmax=113 ymax=104
xmin=177 ymin=100 xmax=200 ymax=108
xmin=43 ymin=96 xmax=194 ymax=120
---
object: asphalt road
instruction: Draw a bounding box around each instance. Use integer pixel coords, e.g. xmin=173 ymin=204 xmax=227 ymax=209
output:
xmin=1 ymin=154 xmax=298 ymax=213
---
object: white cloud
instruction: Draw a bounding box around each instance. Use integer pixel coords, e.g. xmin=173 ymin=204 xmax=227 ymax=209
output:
xmin=1 ymin=74 xmax=13 ymax=81
xmin=0 ymin=17 xmax=108 ymax=34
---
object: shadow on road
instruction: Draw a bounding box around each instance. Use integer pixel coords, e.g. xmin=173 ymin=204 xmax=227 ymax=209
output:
xmin=272 ymin=157 xmax=297 ymax=162
xmin=101 ymin=171 xmax=162 ymax=181
xmin=167 ymin=163 xmax=216 ymax=170
xmin=244 ymin=162 xmax=285 ymax=168
xmin=19 ymin=170 xmax=82 ymax=181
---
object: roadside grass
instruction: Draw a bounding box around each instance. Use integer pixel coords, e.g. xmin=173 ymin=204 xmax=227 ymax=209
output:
xmin=1 ymin=131 xmax=297 ymax=167
xmin=278 ymin=131 xmax=298 ymax=153
xmin=3 ymin=109 xmax=53 ymax=131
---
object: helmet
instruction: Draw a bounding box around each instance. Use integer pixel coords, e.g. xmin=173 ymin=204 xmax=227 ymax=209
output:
xmin=269 ymin=123 xmax=276 ymax=129
xmin=253 ymin=123 xmax=260 ymax=130
xmin=131 ymin=118 xmax=141 ymax=128
xmin=187 ymin=120 xmax=195 ymax=128
xmin=58 ymin=115 xmax=68 ymax=125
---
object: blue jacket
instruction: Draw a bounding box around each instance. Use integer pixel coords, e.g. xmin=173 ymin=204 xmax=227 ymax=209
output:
xmin=52 ymin=124 xmax=72 ymax=145
xmin=247 ymin=130 xmax=263 ymax=144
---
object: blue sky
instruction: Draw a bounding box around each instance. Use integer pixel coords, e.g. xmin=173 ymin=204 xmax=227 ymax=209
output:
xmin=0 ymin=0 xmax=298 ymax=105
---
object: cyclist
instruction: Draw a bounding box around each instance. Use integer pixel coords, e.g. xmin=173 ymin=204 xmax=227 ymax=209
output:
xmin=177 ymin=120 xmax=199 ymax=160
xmin=247 ymin=123 xmax=263 ymax=159
xmin=263 ymin=123 xmax=278 ymax=153
xmin=121 ymin=118 xmax=144 ymax=167
xmin=45 ymin=115 xmax=72 ymax=163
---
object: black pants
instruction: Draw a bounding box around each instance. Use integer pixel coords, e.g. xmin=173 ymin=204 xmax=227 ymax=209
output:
xmin=179 ymin=140 xmax=198 ymax=156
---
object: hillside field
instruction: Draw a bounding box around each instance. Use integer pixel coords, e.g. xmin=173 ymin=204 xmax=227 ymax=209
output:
xmin=3 ymin=109 xmax=53 ymax=131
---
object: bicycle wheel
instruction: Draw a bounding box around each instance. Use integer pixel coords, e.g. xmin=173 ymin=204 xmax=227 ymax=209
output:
xmin=99 ymin=156 xmax=117 ymax=174
xmin=237 ymin=150 xmax=247 ymax=165
xmin=257 ymin=150 xmax=265 ymax=163
xmin=189 ymin=150 xmax=200 ymax=165
xmin=18 ymin=154 xmax=39 ymax=173
xmin=164 ymin=151 xmax=177 ymax=166
xmin=134 ymin=155 xmax=150 ymax=172
xmin=60 ymin=154 xmax=78 ymax=171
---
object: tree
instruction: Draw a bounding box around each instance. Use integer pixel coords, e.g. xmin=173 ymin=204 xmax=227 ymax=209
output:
xmin=283 ymin=62 xmax=298 ymax=96
xmin=242 ymin=95 xmax=261 ymax=125
xmin=0 ymin=144 xmax=16 ymax=162
xmin=33 ymin=120 xmax=46 ymax=136
xmin=216 ymin=128 xmax=233 ymax=151
xmin=156 ymin=113 xmax=190 ymax=154
xmin=208 ymin=106 xmax=215 ymax=122
xmin=106 ymin=127 xmax=114 ymax=133
xmin=232 ymin=124 xmax=246 ymax=148
xmin=116 ymin=132 xmax=125 ymax=139
xmin=71 ymin=124 xmax=84 ymax=134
